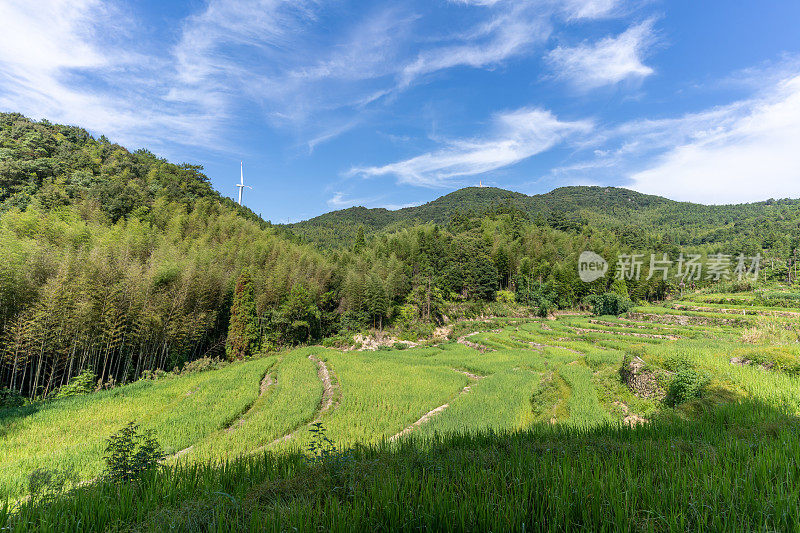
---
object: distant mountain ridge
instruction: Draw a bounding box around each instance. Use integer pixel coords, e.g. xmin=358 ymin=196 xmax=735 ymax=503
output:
xmin=286 ymin=185 xmax=799 ymax=248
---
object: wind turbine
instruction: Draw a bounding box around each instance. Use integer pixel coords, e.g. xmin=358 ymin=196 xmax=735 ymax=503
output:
xmin=236 ymin=161 xmax=252 ymax=206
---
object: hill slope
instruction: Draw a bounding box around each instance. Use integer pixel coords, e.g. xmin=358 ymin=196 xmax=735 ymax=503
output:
xmin=0 ymin=112 xmax=332 ymax=399
xmin=287 ymin=185 xmax=800 ymax=249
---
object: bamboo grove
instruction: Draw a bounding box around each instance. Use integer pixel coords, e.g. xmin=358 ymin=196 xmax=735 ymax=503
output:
xmin=2 ymin=112 xmax=800 ymax=399
xmin=0 ymin=113 xmax=332 ymax=398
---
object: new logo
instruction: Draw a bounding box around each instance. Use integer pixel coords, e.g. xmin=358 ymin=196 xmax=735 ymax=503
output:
xmin=578 ymin=251 xmax=608 ymax=282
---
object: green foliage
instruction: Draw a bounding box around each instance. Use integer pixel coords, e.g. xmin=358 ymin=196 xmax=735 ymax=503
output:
xmin=103 ymin=422 xmax=164 ymax=483
xmin=306 ymin=422 xmax=337 ymax=463
xmin=587 ymin=292 xmax=633 ymax=316
xmin=226 ymin=271 xmax=259 ymax=361
xmin=495 ymin=289 xmax=516 ymax=303
xmin=0 ymin=387 xmax=24 ymax=408
xmin=395 ymin=303 xmax=418 ymax=328
xmin=515 ymin=279 xmax=558 ymax=317
xmin=0 ymin=114 xmax=333 ymax=399
xmin=54 ymin=368 xmax=97 ymax=399
xmin=610 ymin=278 xmax=629 ymax=298
xmin=271 ymin=284 xmax=321 ymax=345
xmin=665 ymin=369 xmax=711 ymax=406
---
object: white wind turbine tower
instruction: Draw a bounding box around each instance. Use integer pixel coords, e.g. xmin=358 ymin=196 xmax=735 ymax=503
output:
xmin=236 ymin=161 xmax=252 ymax=206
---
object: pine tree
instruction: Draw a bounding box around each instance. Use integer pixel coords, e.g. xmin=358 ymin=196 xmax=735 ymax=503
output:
xmin=225 ymin=271 xmax=259 ymax=361
xmin=354 ymin=225 xmax=366 ymax=253
xmin=367 ymin=275 xmax=389 ymax=329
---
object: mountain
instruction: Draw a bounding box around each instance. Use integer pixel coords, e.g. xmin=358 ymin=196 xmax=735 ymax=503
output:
xmin=286 ymin=185 xmax=800 ymax=248
xmin=0 ymin=112 xmax=332 ymax=399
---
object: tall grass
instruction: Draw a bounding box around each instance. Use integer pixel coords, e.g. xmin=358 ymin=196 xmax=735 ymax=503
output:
xmin=7 ymin=401 xmax=799 ymax=532
xmin=0 ymin=356 xmax=275 ymax=499
xmin=4 ymin=295 xmax=800 ymax=530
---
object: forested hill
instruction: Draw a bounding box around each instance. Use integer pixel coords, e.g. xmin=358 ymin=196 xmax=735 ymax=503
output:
xmin=286 ymin=185 xmax=800 ymax=249
xmin=2 ymin=111 xmax=799 ymax=402
xmin=0 ymin=112 xmax=332 ymax=399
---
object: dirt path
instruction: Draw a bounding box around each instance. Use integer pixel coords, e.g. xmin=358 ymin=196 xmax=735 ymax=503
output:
xmin=524 ymin=341 xmax=584 ymax=355
xmin=266 ymin=355 xmax=339 ymax=448
xmin=171 ymin=367 xmax=277 ymax=460
xmin=390 ymin=369 xmax=484 ymax=441
xmin=572 ymin=327 xmax=681 ymax=340
xmin=457 ymin=331 xmax=499 ymax=352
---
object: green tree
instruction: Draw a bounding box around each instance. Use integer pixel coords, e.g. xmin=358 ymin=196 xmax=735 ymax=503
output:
xmin=225 ymin=271 xmax=259 ymax=361
xmin=275 ymin=284 xmax=320 ymax=344
xmin=367 ymin=275 xmax=389 ymax=329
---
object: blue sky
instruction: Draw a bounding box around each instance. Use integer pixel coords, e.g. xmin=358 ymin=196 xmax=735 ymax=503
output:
xmin=2 ymin=1 xmax=800 ymax=222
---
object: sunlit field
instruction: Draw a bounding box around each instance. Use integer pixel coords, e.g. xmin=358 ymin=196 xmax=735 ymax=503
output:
xmin=2 ymin=292 xmax=800 ymax=531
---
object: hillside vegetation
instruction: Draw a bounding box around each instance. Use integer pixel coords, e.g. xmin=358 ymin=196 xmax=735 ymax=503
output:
xmin=287 ymin=184 xmax=800 ymax=253
xmin=3 ymin=113 xmax=800 ymax=404
xmin=2 ymin=292 xmax=799 ymax=530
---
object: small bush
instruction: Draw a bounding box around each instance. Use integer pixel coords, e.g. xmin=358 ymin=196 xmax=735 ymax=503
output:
xmin=586 ymin=292 xmax=633 ymax=316
xmin=103 ymin=422 xmax=164 ymax=483
xmin=139 ymin=368 xmax=169 ymax=381
xmin=665 ymin=369 xmax=710 ymax=406
xmin=322 ymin=334 xmax=353 ymax=348
xmin=662 ymin=353 xmax=693 ymax=373
xmin=178 ymin=357 xmax=227 ymax=376
xmin=55 ymin=368 xmax=97 ymax=399
xmin=0 ymin=387 xmax=25 ymax=408
xmin=307 ymin=422 xmax=338 ymax=464
xmin=495 ymin=290 xmax=516 ymax=304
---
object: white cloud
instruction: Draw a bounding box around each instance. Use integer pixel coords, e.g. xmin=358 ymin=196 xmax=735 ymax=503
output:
xmin=0 ymin=0 xmax=630 ymax=155
xmin=326 ymin=191 xmax=420 ymax=210
xmin=0 ymin=0 xmax=228 ymax=150
xmin=546 ymin=19 xmax=656 ymax=89
xmin=628 ymin=75 xmax=800 ymax=204
xmin=399 ymin=5 xmax=552 ymax=87
xmin=351 ymin=108 xmax=592 ymax=187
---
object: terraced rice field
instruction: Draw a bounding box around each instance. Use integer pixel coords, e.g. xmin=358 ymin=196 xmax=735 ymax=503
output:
xmin=2 ymin=292 xmax=800 ymax=530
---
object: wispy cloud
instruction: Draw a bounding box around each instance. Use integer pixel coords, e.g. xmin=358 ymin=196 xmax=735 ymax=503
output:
xmin=351 ymin=107 xmax=592 ymax=187
xmin=628 ymin=74 xmax=800 ymax=203
xmin=326 ymin=191 xmax=420 ymax=210
xmin=545 ymin=19 xmax=656 ymax=90
xmin=0 ymin=0 xmax=226 ymax=150
xmin=0 ymin=0 xmax=634 ymax=157
xmin=169 ymin=0 xmax=626 ymax=148
xmin=560 ymin=0 xmax=621 ymax=20
xmin=547 ymin=65 xmax=800 ymax=203
xmin=399 ymin=4 xmax=552 ymax=88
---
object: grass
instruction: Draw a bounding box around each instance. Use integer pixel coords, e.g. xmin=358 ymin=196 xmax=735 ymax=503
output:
xmin=0 ymin=356 xmax=275 ymax=499
xmin=3 ymin=290 xmax=800 ymax=530
xmin=184 ymin=348 xmax=323 ymax=461
xmin=4 ymin=401 xmax=799 ymax=532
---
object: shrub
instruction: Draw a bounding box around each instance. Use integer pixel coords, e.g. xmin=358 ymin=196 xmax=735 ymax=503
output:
xmin=495 ymin=290 xmax=516 ymax=304
xmin=586 ymin=292 xmax=633 ymax=316
xmin=0 ymin=387 xmax=25 ymax=408
xmin=178 ymin=357 xmax=227 ymax=376
xmin=395 ymin=303 xmax=418 ymax=328
xmin=515 ymin=280 xmax=557 ymax=318
xmin=55 ymin=368 xmax=97 ymax=399
xmin=322 ymin=334 xmax=354 ymax=349
xmin=307 ymin=422 xmax=337 ymax=464
xmin=665 ymin=369 xmax=710 ymax=406
xmin=103 ymin=422 xmax=164 ymax=483
xmin=139 ymin=369 xmax=169 ymax=381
